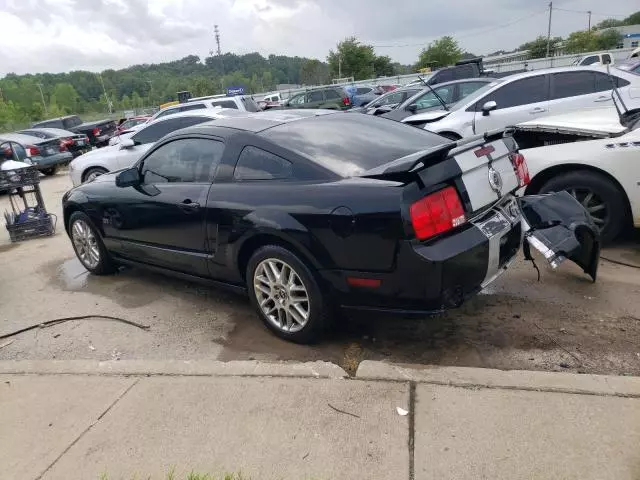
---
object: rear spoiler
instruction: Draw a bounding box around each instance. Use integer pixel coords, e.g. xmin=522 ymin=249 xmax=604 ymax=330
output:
xmin=361 ymin=128 xmax=514 ymax=179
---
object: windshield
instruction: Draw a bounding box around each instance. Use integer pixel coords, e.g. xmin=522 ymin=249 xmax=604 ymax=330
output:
xmin=449 ymin=80 xmax=505 ymax=111
xmin=367 ymin=89 xmax=420 ymax=108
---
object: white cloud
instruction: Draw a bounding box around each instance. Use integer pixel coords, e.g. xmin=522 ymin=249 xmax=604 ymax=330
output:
xmin=0 ymin=0 xmax=637 ymax=75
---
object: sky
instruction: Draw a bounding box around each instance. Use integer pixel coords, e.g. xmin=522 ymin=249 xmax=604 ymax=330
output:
xmin=0 ymin=0 xmax=638 ymax=76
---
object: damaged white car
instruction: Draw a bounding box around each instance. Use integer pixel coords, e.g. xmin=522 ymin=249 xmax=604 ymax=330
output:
xmin=514 ymin=98 xmax=640 ymax=243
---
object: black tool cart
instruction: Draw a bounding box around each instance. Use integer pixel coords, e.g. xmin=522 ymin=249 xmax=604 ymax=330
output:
xmin=1 ymin=163 xmax=56 ymax=243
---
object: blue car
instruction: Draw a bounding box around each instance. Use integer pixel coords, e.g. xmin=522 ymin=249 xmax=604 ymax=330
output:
xmin=351 ymin=85 xmax=384 ymax=107
xmin=0 ymin=132 xmax=73 ymax=176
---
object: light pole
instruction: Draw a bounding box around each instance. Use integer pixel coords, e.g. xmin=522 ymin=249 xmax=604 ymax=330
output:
xmin=546 ymin=1 xmax=553 ymax=58
xmin=36 ymin=83 xmax=48 ymax=116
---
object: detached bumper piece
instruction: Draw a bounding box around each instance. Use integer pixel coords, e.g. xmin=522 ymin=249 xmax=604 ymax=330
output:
xmin=519 ymin=191 xmax=601 ymax=282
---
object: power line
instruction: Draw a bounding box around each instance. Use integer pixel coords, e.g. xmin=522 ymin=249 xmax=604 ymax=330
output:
xmin=553 ymin=7 xmax=627 ymax=18
xmin=371 ymin=9 xmax=546 ymax=48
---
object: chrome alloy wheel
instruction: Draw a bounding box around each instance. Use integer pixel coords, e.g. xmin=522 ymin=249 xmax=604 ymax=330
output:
xmin=567 ymin=187 xmax=608 ymax=228
xmin=72 ymin=219 xmax=100 ymax=269
xmin=253 ymin=259 xmax=310 ymax=333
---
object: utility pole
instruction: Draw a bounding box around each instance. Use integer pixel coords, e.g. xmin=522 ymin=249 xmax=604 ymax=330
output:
xmin=587 ymin=10 xmax=592 ymax=30
xmin=338 ymin=55 xmax=342 ymax=78
xmin=36 ymin=83 xmax=47 ymax=116
xmin=97 ymin=73 xmax=112 ymax=114
xmin=546 ymin=1 xmax=553 ymax=58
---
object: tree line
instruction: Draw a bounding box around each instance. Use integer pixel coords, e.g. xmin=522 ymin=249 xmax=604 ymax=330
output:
xmin=0 ymin=10 xmax=637 ymax=132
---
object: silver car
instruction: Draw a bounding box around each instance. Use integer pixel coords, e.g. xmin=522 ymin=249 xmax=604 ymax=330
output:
xmin=402 ymin=65 xmax=640 ymax=139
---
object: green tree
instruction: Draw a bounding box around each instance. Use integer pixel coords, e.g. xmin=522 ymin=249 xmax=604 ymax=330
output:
xmin=596 ymin=29 xmax=622 ymax=50
xmin=373 ymin=55 xmax=394 ymax=77
xmin=519 ymin=36 xmax=561 ymax=59
xmin=50 ymin=83 xmax=79 ymax=113
xmin=327 ymin=37 xmax=376 ymax=80
xmin=564 ymin=30 xmax=599 ymax=54
xmin=623 ymin=11 xmax=640 ymax=25
xmin=299 ymin=59 xmax=328 ymax=85
xmin=416 ymin=36 xmax=462 ymax=69
xmin=595 ymin=18 xmax=624 ymax=29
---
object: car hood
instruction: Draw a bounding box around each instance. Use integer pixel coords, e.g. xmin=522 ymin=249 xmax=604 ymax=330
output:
xmin=400 ymin=109 xmax=450 ymax=123
xmin=515 ymin=107 xmax=625 ymax=136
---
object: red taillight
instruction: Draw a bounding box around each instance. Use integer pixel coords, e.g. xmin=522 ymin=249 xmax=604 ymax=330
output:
xmin=510 ymin=153 xmax=530 ymax=187
xmin=26 ymin=145 xmax=41 ymax=157
xmin=410 ymin=186 xmax=466 ymax=240
xmin=92 ymin=127 xmax=101 ymax=136
xmin=342 ymin=97 xmax=351 ymax=106
xmin=59 ymin=142 xmax=67 ymax=152
xmin=84 ymin=136 xmax=90 ymax=143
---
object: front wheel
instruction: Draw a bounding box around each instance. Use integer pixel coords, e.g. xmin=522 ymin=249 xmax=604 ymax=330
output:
xmin=69 ymin=212 xmax=117 ymax=275
xmin=82 ymin=167 xmax=108 ymax=183
xmin=41 ymin=166 xmax=58 ymax=176
xmin=246 ymin=245 xmax=331 ymax=343
xmin=538 ymin=171 xmax=627 ymax=243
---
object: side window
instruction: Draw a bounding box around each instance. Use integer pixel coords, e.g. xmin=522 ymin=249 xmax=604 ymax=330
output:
xmin=242 ymin=97 xmax=261 ymax=112
xmin=141 ymin=138 xmax=224 ymax=184
xmin=459 ymin=82 xmax=487 ymax=99
xmin=324 ymin=89 xmax=341 ymax=100
xmin=478 ymin=75 xmax=548 ymax=110
xmin=12 ymin=143 xmax=28 ymax=161
xmin=132 ymin=116 xmax=210 ymax=145
xmin=155 ymin=108 xmax=178 ymax=119
xmin=551 ymin=72 xmax=595 ymax=99
xmin=581 ymin=56 xmax=599 ymax=66
xmin=356 ymin=87 xmax=371 ymax=95
xmin=594 ymin=72 xmax=630 ymax=91
xmin=378 ymin=91 xmax=403 ymax=106
xmin=211 ymin=100 xmax=237 ymax=109
xmin=288 ymin=94 xmax=305 ymax=106
xmin=307 ymin=91 xmax=324 ymax=102
xmin=234 ymin=146 xmax=293 ymax=181
xmin=1 ymin=142 xmax=16 ymax=161
xmin=180 ymin=104 xmax=206 ymax=112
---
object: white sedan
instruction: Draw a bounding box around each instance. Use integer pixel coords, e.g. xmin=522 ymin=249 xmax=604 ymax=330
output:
xmin=515 ymin=106 xmax=640 ymax=242
xmin=69 ymin=109 xmax=241 ymax=186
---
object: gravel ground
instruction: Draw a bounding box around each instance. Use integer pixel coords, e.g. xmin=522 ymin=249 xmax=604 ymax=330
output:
xmin=1 ymin=170 xmax=639 ymax=376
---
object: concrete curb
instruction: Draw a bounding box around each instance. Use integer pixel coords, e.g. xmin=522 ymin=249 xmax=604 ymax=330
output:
xmin=355 ymin=361 xmax=640 ymax=397
xmin=0 ymin=360 xmax=348 ymax=379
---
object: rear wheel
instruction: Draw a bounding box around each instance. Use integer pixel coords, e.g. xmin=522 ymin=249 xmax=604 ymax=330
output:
xmin=41 ymin=166 xmax=57 ymax=176
xmin=82 ymin=167 xmax=108 ymax=183
xmin=69 ymin=211 xmax=117 ymax=275
xmin=246 ymin=245 xmax=331 ymax=344
xmin=538 ymin=171 xmax=627 ymax=243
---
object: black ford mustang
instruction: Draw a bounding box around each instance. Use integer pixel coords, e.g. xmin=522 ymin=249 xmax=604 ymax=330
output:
xmin=62 ymin=110 xmax=600 ymax=343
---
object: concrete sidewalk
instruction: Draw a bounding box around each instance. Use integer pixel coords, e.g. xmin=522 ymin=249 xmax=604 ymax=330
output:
xmin=1 ymin=361 xmax=639 ymax=480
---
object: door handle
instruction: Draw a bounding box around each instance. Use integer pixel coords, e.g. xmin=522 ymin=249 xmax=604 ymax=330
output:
xmin=529 ymin=107 xmax=547 ymax=114
xmin=594 ymin=96 xmax=611 ymax=102
xmin=179 ymin=199 xmax=200 ymax=212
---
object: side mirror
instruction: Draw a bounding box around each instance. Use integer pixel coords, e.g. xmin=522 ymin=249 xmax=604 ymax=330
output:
xmin=482 ymin=100 xmax=497 ymax=116
xmin=406 ymin=104 xmax=418 ymax=113
xmin=115 ymin=167 xmax=141 ymax=188
xmin=119 ymin=138 xmax=135 ymax=149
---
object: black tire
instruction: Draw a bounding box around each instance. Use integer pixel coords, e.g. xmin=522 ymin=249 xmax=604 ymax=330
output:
xmin=42 ymin=166 xmax=57 ymax=176
xmin=538 ymin=171 xmax=627 ymax=243
xmin=246 ymin=245 xmax=331 ymax=344
xmin=82 ymin=167 xmax=108 ymax=183
xmin=68 ymin=211 xmax=117 ymax=275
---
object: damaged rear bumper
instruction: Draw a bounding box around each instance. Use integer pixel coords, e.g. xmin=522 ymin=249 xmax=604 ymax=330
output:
xmin=519 ymin=191 xmax=601 ymax=282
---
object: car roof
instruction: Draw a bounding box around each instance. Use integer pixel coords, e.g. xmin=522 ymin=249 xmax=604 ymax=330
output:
xmin=23 ymin=127 xmax=76 ymax=136
xmin=0 ymin=132 xmax=46 ymax=144
xmin=175 ymin=109 xmax=336 ymax=137
xmin=500 ymin=64 xmax=626 ymax=80
xmin=148 ymin=108 xmax=243 ymax=124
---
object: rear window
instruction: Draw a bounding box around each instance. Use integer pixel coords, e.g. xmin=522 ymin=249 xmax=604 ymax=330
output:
xmin=63 ymin=116 xmax=82 ymax=128
xmin=261 ymin=114 xmax=447 ymax=177
xmin=211 ymin=100 xmax=237 ymax=109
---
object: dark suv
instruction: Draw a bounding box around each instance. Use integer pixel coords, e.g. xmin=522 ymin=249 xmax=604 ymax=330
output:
xmin=284 ymin=87 xmax=351 ymax=110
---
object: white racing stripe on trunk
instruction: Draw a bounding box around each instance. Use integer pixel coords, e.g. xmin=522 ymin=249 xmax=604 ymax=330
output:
xmin=454 ymin=139 xmax=519 ymax=212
